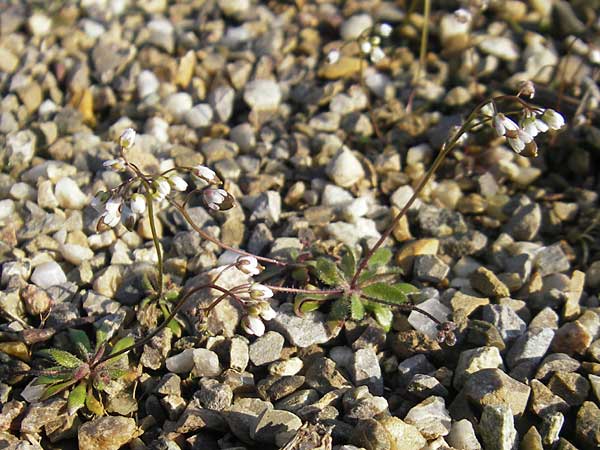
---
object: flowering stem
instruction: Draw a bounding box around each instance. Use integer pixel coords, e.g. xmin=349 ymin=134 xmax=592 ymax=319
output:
xmin=265 ymin=285 xmax=345 ymax=295
xmin=168 ymin=198 xmax=288 ymax=267
xmin=143 ymin=187 xmax=164 ymax=300
xmin=413 ymin=0 xmax=431 ymax=84
xmin=361 ymin=294 xmax=443 ymax=326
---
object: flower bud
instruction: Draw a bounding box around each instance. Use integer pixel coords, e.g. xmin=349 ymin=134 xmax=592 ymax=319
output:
xmin=168 ymin=173 xmax=188 ymax=192
xmin=91 ymin=191 xmax=110 ymax=212
xmin=130 ymin=193 xmax=147 ymax=215
xmin=377 ymin=23 xmax=393 ymax=37
xmin=103 ymin=158 xmax=127 ymax=172
xmin=192 ymin=165 xmax=221 ymax=185
xmin=119 ymin=128 xmax=136 ymax=149
xmin=241 ymin=314 xmax=265 ymax=336
xmin=153 ymin=177 xmax=171 ymax=200
xmin=541 ymin=109 xmax=565 ymax=130
xmin=203 ymin=188 xmax=234 ymax=211
xmin=249 ymin=284 xmax=273 ymax=300
xmin=21 ymin=284 xmax=52 ymax=316
xmin=518 ymin=80 xmax=536 ymax=99
xmin=236 ymin=255 xmax=263 ymax=276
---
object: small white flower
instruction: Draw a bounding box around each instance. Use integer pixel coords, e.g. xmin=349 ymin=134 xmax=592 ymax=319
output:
xmin=492 ymin=113 xmax=519 ymax=136
xmin=168 ymin=174 xmax=188 ymax=192
xmin=506 ymin=129 xmax=533 ymax=153
xmin=193 ymin=165 xmax=221 ymax=185
xmin=241 ymin=314 xmax=265 ymax=336
xmin=480 ymin=102 xmax=495 ymax=117
xmin=203 ymin=188 xmax=234 ymax=211
xmin=377 ymin=23 xmax=393 ymax=37
xmin=370 ymin=46 xmax=385 ymax=63
xmin=541 ymin=109 xmax=565 ymax=130
xmin=100 ymin=209 xmax=121 ymax=228
xmin=258 ymin=301 xmax=277 ymax=321
xmin=120 ymin=205 xmax=137 ymax=229
xmin=249 ymin=284 xmax=273 ymax=300
xmin=119 ymin=128 xmax=136 ymax=149
xmin=236 ymin=255 xmax=262 ymax=276
xmin=103 ymin=158 xmax=127 ymax=172
xmin=105 ymin=196 xmax=122 ymax=215
xmin=130 ymin=193 xmax=147 ymax=215
xmin=91 ymin=191 xmax=109 ymax=212
xmin=521 ymin=116 xmax=549 ymax=137
xmin=154 ymin=177 xmax=171 ymax=200
xmin=454 ymin=8 xmax=472 ymax=24
xmin=360 ymin=40 xmax=372 ymax=55
xmin=326 ymin=50 xmax=340 ymax=64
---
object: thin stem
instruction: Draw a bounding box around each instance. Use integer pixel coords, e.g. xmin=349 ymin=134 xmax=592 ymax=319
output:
xmin=168 ymin=197 xmax=288 ymax=267
xmin=143 ymin=188 xmax=164 ymax=300
xmin=413 ymin=0 xmax=431 ymax=84
xmin=359 ymin=56 xmax=383 ymax=139
xmin=360 ymin=295 xmax=444 ymax=326
xmin=265 ymin=285 xmax=344 ymax=295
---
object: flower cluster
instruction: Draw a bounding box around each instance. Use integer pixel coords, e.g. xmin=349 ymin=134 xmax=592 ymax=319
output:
xmin=326 ymin=23 xmax=392 ymax=65
xmin=232 ymin=255 xmax=278 ymax=337
xmin=486 ymin=104 xmax=565 ymax=156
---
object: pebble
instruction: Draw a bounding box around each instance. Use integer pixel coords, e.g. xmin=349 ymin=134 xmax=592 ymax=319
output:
xmin=340 ymin=14 xmax=373 ymax=41
xmin=210 ymin=85 xmax=235 ymax=122
xmin=503 ymin=203 xmax=541 ymax=241
xmin=165 ymin=92 xmax=193 ymax=122
xmin=404 ymin=396 xmax=451 ymax=439
xmin=0 ymin=199 xmax=15 ymax=221
xmin=252 ymin=409 xmax=302 ymax=446
xmin=78 ymin=416 xmax=137 ymax=450
xmin=447 ymin=419 xmax=482 ymax=450
xmin=193 ymin=348 xmax=222 ymax=377
xmin=249 ymin=331 xmax=284 ymax=366
xmin=481 ymin=304 xmax=526 ymax=343
xmin=463 ymin=368 xmax=531 ymax=416
xmin=351 ymin=348 xmax=383 ymax=395
xmin=244 ymin=80 xmax=282 ymax=111
xmin=471 ymin=267 xmax=510 ymax=298
xmin=551 ymin=320 xmax=593 ymax=356
xmin=454 ymin=346 xmax=503 ymax=389
xmin=166 ymin=348 xmax=196 ymax=374
xmin=30 ymin=261 xmax=67 ymax=289
xmin=478 ymin=404 xmax=518 ymax=450
xmin=529 ymin=379 xmax=569 ymax=417
xmin=269 ymin=303 xmax=330 ymax=348
xmin=408 ymin=298 xmax=451 ymax=340
xmin=185 ymin=104 xmax=213 ymax=128
xmin=576 ymin=402 xmax=600 ymax=448
xmin=60 ymin=243 xmax=94 ymax=265
xmin=326 ymin=146 xmax=365 ymax=188
xmin=505 ymin=328 xmax=554 ymax=370
xmin=478 ymin=36 xmax=519 ymax=61
xmin=534 ymin=244 xmax=570 ymax=276
xmin=547 ymin=371 xmax=590 ymax=407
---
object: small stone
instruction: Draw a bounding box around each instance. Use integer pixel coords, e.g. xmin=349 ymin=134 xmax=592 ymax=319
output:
xmin=529 ymin=379 xmax=569 ymax=417
xmin=380 ymin=416 xmax=427 ymax=450
xmin=505 ymin=328 xmax=554 ymax=370
xmin=397 ymin=354 xmax=436 ymax=385
xmin=454 ymin=346 xmax=503 ymax=389
xmin=478 ymin=405 xmax=518 ymax=450
xmin=166 ymin=348 xmax=195 ymax=374
xmin=210 ymin=85 xmax=235 ymax=122
xmin=404 ymin=396 xmax=451 ymax=440
xmin=305 ymin=357 xmax=351 ymax=393
xmin=534 ymin=244 xmax=570 ymax=276
xmin=0 ymin=48 xmax=19 ymax=74
xmin=252 ymin=408 xmax=302 ymax=446
xmin=192 ymin=348 xmax=222 ymax=377
xmin=137 ymin=70 xmax=160 ymax=98
xmin=326 ymin=146 xmax=365 ymax=188
xmin=30 ymin=261 xmax=67 ymax=289
xmin=463 ymin=368 xmax=530 ymax=417
xmin=471 ymin=267 xmax=510 ymax=298
xmin=391 ymin=185 xmax=422 ymax=212
xmin=249 ymin=191 xmax=282 ymax=224
xmin=270 ymin=303 xmax=331 ymax=348
xmin=407 ymin=374 xmax=449 ymax=399
xmin=413 ymin=255 xmax=450 ymax=283
xmin=165 ymin=92 xmax=193 ymax=122
xmin=535 ymin=353 xmax=581 ymax=382
xmin=547 ymin=371 xmax=590 ymax=407
xmin=521 ymin=426 xmax=544 ymax=450
xmin=54 ymin=178 xmax=89 ymax=211
xmin=244 ymin=79 xmax=281 ymax=111
xmin=197 ymin=379 xmax=233 ymax=410
xmin=481 ymin=304 xmax=526 ymax=343
xmin=503 ymin=203 xmax=541 ymax=241
xmin=351 ymin=348 xmax=383 ymax=395
xmin=478 ymin=36 xmax=519 ymax=61
xmin=551 ymin=321 xmax=593 ymax=356
xmin=418 ymin=204 xmax=468 ymax=238
xmin=530 ymin=308 xmax=559 ymax=329
xmin=78 ymin=416 xmax=137 ymax=450
xmin=60 ymin=243 xmax=94 ymax=266
xmin=249 ymin=331 xmax=284 ymax=366
xmin=341 ymin=14 xmax=373 ymax=40
xmin=396 ymin=239 xmax=440 ymax=273
xmin=407 ymin=298 xmax=451 ymax=340
xmin=450 ymin=291 xmax=489 ymax=317
xmin=218 ymin=0 xmax=250 ymax=17
xmin=576 ymin=401 xmax=600 ymax=448
xmin=185 ymin=104 xmax=213 ymax=128
xmin=447 ymin=419 xmax=482 ymax=450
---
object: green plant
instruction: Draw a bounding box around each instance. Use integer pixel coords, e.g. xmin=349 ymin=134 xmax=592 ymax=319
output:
xmin=31 ymin=328 xmax=136 ymax=416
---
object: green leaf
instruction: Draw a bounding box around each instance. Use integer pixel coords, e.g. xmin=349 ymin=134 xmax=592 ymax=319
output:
xmin=160 ymin=303 xmax=182 ymax=337
xmin=340 ymin=246 xmax=357 ymax=279
xmin=372 ymin=304 xmax=393 ymax=332
xmin=85 ymin=390 xmax=104 ymax=416
xmin=293 ymin=291 xmax=336 ymax=316
xmin=328 ymin=297 xmax=350 ymax=322
xmin=34 ymin=372 xmax=70 ymax=385
xmin=67 ymin=382 xmax=86 ymax=415
xmin=350 ymin=294 xmax=365 ymax=321
xmin=392 ymin=283 xmax=419 ymax=295
xmin=361 ymin=282 xmax=410 ymax=305
xmin=357 ymin=269 xmax=377 ymax=284
xmin=95 ymin=327 xmax=109 ymax=352
xmin=314 ymin=257 xmax=344 ymax=286
xmin=291 ymin=266 xmax=309 ymax=283
xmin=37 ymin=349 xmax=84 ymax=369
xmin=68 ymin=329 xmax=92 ymax=360
xmin=110 ymin=336 xmax=135 ymax=356
xmin=40 ymin=378 xmax=78 ymax=401
xmin=367 ymin=248 xmax=393 ymax=269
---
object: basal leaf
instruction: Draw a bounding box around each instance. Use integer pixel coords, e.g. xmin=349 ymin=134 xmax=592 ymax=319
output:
xmin=328 ymin=296 xmax=350 ymax=322
xmin=392 ymin=283 xmax=419 ymax=295
xmin=350 ymin=294 xmax=365 ymax=321
xmin=40 ymin=378 xmax=78 ymax=401
xmin=372 ymin=304 xmax=393 ymax=332
xmin=110 ymin=336 xmax=134 ymax=356
xmin=85 ymin=390 xmax=104 ymax=416
xmin=367 ymin=248 xmax=393 ymax=269
xmin=34 ymin=372 xmax=70 ymax=385
xmin=159 ymin=303 xmax=182 ymax=337
xmin=67 ymin=382 xmax=86 ymax=415
xmin=361 ymin=283 xmax=409 ymax=305
xmin=315 ymin=257 xmax=344 ymax=286
xmin=340 ymin=245 xmax=357 ymax=279
xmin=37 ymin=349 xmax=84 ymax=369
xmin=68 ymin=329 xmax=92 ymax=360
xmin=293 ymin=291 xmax=335 ymax=316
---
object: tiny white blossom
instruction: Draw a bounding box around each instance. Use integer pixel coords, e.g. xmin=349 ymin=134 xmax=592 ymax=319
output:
xmin=103 ymin=158 xmax=127 ymax=172
xmin=377 ymin=23 xmax=393 ymax=37
xmin=120 ymin=205 xmax=137 ymax=229
xmin=130 ymin=193 xmax=147 ymax=215
xmin=119 ymin=128 xmax=136 ymax=149
xmin=168 ymin=174 xmax=188 ymax=192
xmin=541 ymin=109 xmax=565 ymax=130
xmin=236 ymin=255 xmax=262 ymax=276
xmin=454 ymin=8 xmax=472 ymax=24
xmin=105 ymin=196 xmax=122 ymax=215
xmin=193 ymin=165 xmax=221 ymax=185
xmin=91 ymin=191 xmax=109 ymax=212
xmin=492 ymin=113 xmax=519 ymax=136
xmin=506 ymin=129 xmax=533 ymax=153
xmin=370 ymin=46 xmax=385 ymax=63
xmin=249 ymin=284 xmax=273 ymax=300
xmin=326 ymin=50 xmax=340 ymax=64
xmin=258 ymin=301 xmax=277 ymax=321
xmin=521 ymin=115 xmax=549 ymax=137
xmin=154 ymin=177 xmax=171 ymax=200
xmin=241 ymin=314 xmax=265 ymax=336
xmin=101 ymin=210 xmax=121 ymax=228
xmin=203 ymin=188 xmax=234 ymax=211
xmin=360 ymin=40 xmax=372 ymax=55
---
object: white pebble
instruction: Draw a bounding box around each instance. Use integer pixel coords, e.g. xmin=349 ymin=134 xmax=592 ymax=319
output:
xmin=243 ymin=79 xmax=282 ymax=111
xmin=31 ymin=261 xmax=67 ymax=289
xmin=0 ymin=199 xmax=16 ymax=221
xmin=61 ymin=243 xmax=94 ymax=265
xmin=326 ymin=146 xmax=365 ymax=187
xmin=54 ymin=177 xmax=88 ymax=210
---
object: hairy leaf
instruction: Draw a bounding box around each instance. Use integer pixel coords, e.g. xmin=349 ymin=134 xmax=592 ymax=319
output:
xmin=392 ymin=283 xmax=419 ymax=295
xmin=34 ymin=372 xmax=70 ymax=385
xmin=350 ymin=294 xmax=365 ymax=321
xmin=367 ymin=248 xmax=393 ymax=269
xmin=85 ymin=390 xmax=104 ymax=416
xmin=40 ymin=378 xmax=78 ymax=401
xmin=159 ymin=303 xmax=182 ymax=337
xmin=67 ymin=382 xmax=86 ymax=415
xmin=328 ymin=296 xmax=350 ymax=322
xmin=361 ymin=283 xmax=410 ymax=305
xmin=110 ymin=336 xmax=134 ymax=356
xmin=293 ymin=291 xmax=336 ymax=316
xmin=68 ymin=329 xmax=92 ymax=360
xmin=372 ymin=305 xmax=393 ymax=331
xmin=340 ymin=245 xmax=357 ymax=279
xmin=37 ymin=349 xmax=84 ymax=369
xmin=315 ymin=257 xmax=344 ymax=286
